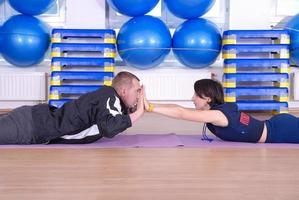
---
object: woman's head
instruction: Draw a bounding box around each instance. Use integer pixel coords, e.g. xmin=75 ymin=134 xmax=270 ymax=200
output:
xmin=192 ymin=79 xmax=224 ymax=110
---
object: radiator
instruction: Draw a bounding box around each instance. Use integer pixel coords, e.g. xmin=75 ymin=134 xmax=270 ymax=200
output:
xmin=0 ymin=72 xmax=47 ymax=101
xmin=132 ymin=69 xmax=211 ymax=101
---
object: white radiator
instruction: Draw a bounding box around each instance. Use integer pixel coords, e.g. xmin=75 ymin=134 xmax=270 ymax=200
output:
xmin=129 ymin=69 xmax=211 ymax=101
xmin=0 ymin=72 xmax=47 ymax=101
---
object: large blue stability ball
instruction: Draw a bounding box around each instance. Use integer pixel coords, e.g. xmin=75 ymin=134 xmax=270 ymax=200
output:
xmin=117 ymin=15 xmax=171 ymax=69
xmin=172 ymin=18 xmax=222 ymax=68
xmin=164 ymin=0 xmax=216 ymax=19
xmin=107 ymin=0 xmax=159 ymax=17
xmin=0 ymin=15 xmax=50 ymax=67
xmin=8 ymin=0 xmax=56 ymax=15
xmin=285 ymin=13 xmax=299 ymax=66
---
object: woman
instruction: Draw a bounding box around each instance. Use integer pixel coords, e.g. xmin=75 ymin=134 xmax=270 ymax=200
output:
xmin=144 ymin=79 xmax=299 ymax=143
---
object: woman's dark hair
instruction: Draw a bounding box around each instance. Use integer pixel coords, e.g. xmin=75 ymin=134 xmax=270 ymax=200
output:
xmin=194 ymin=79 xmax=224 ymax=106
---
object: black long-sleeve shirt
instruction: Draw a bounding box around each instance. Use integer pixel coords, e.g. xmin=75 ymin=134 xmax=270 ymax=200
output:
xmin=31 ymin=86 xmax=132 ymax=144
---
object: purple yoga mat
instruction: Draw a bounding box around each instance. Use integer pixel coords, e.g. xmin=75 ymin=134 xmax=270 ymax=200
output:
xmin=0 ymin=134 xmax=183 ymax=149
xmin=0 ymin=134 xmax=298 ymax=148
xmin=136 ymin=133 xmax=183 ymax=147
xmin=178 ymin=135 xmax=299 ymax=148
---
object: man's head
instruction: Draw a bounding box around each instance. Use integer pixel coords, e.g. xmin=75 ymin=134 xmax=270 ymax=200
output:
xmin=112 ymin=71 xmax=142 ymax=111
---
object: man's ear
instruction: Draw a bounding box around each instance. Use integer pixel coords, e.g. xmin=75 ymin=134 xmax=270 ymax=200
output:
xmin=119 ymin=86 xmax=127 ymax=97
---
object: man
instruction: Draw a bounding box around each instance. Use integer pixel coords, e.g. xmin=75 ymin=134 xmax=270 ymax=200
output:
xmin=0 ymin=71 xmax=144 ymax=144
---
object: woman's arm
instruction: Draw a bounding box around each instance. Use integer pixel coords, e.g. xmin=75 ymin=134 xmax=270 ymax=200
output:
xmin=144 ymin=93 xmax=228 ymax=127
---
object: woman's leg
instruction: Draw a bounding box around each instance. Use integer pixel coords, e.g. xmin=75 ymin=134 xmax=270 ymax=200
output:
xmin=266 ymin=113 xmax=299 ymax=143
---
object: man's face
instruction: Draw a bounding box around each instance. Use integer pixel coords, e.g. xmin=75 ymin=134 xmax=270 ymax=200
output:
xmin=122 ymin=79 xmax=142 ymax=111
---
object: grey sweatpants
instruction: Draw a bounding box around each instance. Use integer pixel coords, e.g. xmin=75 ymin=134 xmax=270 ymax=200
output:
xmin=0 ymin=106 xmax=36 ymax=144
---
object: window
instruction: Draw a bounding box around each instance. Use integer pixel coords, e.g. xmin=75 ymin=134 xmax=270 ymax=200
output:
xmin=0 ymin=0 xmax=4 ymax=25
xmin=270 ymin=0 xmax=299 ymax=28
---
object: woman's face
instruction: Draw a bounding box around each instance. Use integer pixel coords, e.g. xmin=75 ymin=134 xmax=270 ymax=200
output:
xmin=192 ymin=92 xmax=211 ymax=110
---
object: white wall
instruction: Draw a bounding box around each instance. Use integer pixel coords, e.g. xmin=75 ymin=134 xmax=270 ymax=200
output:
xmin=229 ymin=0 xmax=272 ymax=29
xmin=65 ymin=0 xmax=106 ymax=29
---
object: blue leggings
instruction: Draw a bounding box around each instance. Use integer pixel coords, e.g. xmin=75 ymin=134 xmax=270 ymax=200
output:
xmin=265 ymin=113 xmax=299 ymax=143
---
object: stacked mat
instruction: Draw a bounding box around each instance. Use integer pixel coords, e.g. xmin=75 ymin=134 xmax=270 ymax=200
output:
xmin=222 ymin=30 xmax=290 ymax=114
xmin=48 ymin=29 xmax=116 ymax=107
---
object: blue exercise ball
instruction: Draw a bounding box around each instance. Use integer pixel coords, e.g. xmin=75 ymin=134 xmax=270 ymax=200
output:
xmin=107 ymin=0 xmax=159 ymax=17
xmin=0 ymin=15 xmax=50 ymax=67
xmin=164 ymin=0 xmax=216 ymax=19
xmin=8 ymin=0 xmax=56 ymax=15
xmin=286 ymin=13 xmax=299 ymax=50
xmin=285 ymin=13 xmax=299 ymax=66
xmin=117 ymin=15 xmax=171 ymax=69
xmin=172 ymin=18 xmax=222 ymax=68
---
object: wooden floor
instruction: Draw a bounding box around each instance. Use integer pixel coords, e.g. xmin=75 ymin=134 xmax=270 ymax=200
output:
xmin=1 ymin=148 xmax=299 ymax=199
xmin=1 ymin=112 xmax=299 ymax=199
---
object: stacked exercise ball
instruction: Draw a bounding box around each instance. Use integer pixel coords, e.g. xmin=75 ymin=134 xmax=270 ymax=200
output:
xmin=106 ymin=0 xmax=159 ymax=17
xmin=117 ymin=16 xmax=171 ymax=69
xmin=164 ymin=0 xmax=216 ymax=19
xmin=108 ymin=0 xmax=222 ymax=69
xmin=0 ymin=15 xmax=50 ymax=67
xmin=8 ymin=0 xmax=56 ymax=16
xmin=0 ymin=0 xmax=52 ymax=67
xmin=172 ymin=18 xmax=221 ymax=68
xmin=107 ymin=0 xmax=171 ymax=69
xmin=169 ymin=0 xmax=221 ymax=69
xmin=285 ymin=13 xmax=299 ymax=66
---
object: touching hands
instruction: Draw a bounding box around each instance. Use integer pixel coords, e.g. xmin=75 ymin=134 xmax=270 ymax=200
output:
xmin=137 ymin=86 xmax=145 ymax=113
xmin=143 ymin=86 xmax=150 ymax=111
xmin=129 ymin=86 xmax=144 ymax=124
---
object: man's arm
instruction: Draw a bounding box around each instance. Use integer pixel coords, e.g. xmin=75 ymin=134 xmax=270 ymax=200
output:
xmin=98 ymin=92 xmax=144 ymax=138
xmin=98 ymin=114 xmax=132 ymax=138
